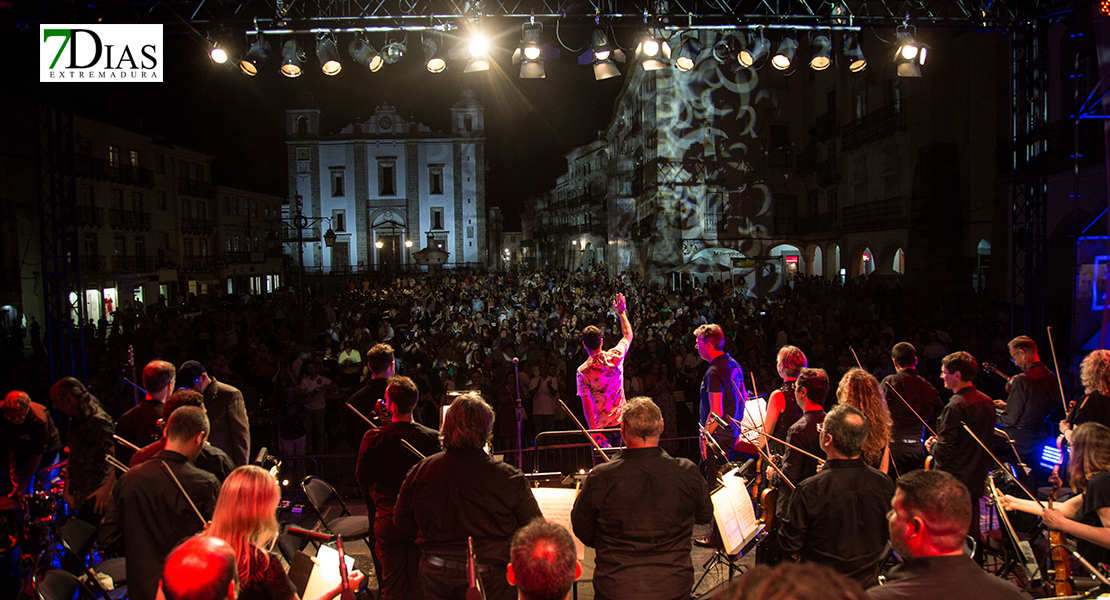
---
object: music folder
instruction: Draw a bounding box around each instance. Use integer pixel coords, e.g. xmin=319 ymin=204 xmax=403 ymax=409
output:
xmin=711 ymin=467 xmax=763 ymax=556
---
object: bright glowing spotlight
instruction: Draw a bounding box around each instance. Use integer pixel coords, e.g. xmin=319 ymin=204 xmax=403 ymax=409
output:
xmin=281 ymin=40 xmax=306 ymax=78
xmin=317 ymin=35 xmax=342 ymax=76
xmin=469 ymin=35 xmax=488 ymax=58
xmin=919 ymin=47 xmax=928 ymax=65
xmin=404 ymin=239 xmax=413 ymax=248
xmin=375 ymin=240 xmax=384 ymax=249
xmin=423 ymin=37 xmax=446 ymax=73
xmin=843 ymin=34 xmax=867 ymax=72
xmin=210 ymin=44 xmax=228 ymax=64
xmin=513 ymin=24 xmax=547 ymax=79
xmin=771 ymin=37 xmax=797 ymax=70
xmin=239 ymin=38 xmax=271 ymax=76
xmin=348 ymin=38 xmax=383 ymax=72
xmin=738 ymin=35 xmax=768 ymax=67
xmin=636 ymin=33 xmax=670 ymax=71
xmin=674 ymin=37 xmax=700 ymax=72
xmin=894 ymin=32 xmax=926 ymax=77
xmin=578 ymin=28 xmax=625 ymax=80
xmin=809 ymin=35 xmax=831 ymax=70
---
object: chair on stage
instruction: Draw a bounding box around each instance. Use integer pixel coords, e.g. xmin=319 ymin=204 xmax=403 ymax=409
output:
xmin=300 ymin=476 xmax=372 ymax=543
xmin=32 ymin=567 xmax=100 ymax=600
xmin=56 ymin=517 xmax=127 ymax=600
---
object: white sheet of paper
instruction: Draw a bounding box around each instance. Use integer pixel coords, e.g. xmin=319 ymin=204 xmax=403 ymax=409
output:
xmin=711 ymin=468 xmax=762 ymax=555
xmin=303 ymin=543 xmax=356 ymax=600
xmin=531 ymin=487 xmax=587 ymax=560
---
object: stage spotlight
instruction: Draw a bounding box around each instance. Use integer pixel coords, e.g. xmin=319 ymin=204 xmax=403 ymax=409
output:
xmin=843 ymin=34 xmax=866 ymax=72
xmin=674 ymin=37 xmax=701 ymax=72
xmin=281 ymin=40 xmax=306 ymax=78
xmin=463 ymin=32 xmax=490 ymax=73
xmin=636 ymin=33 xmax=670 ymax=71
xmin=809 ymin=35 xmax=831 ymax=70
xmin=513 ymin=24 xmax=545 ymax=78
xmin=424 ymin=37 xmax=446 ymax=73
xmin=348 ymin=38 xmax=383 ymax=72
xmin=771 ymin=37 xmax=798 ymax=70
xmin=317 ymin=35 xmax=341 ymax=76
xmin=239 ymin=38 xmax=271 ymax=76
xmin=894 ymin=32 xmax=925 ymax=77
xmin=712 ymin=36 xmax=734 ymax=62
xmin=738 ymin=34 xmax=768 ymax=67
xmin=210 ymin=41 xmax=229 ymax=64
xmin=382 ymin=40 xmax=406 ymax=65
xmin=578 ymin=28 xmax=625 ymax=80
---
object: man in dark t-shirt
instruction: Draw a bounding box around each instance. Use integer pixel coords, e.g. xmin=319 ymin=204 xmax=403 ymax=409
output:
xmin=695 ymin=323 xmax=748 ymax=454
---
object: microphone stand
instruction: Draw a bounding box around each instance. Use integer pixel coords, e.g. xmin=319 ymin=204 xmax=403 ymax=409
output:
xmin=513 ymin=358 xmax=523 ymax=470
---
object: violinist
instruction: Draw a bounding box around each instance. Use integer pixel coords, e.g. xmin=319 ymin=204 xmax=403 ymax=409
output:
xmin=1002 ymin=422 xmax=1110 ymax=569
xmin=773 ymin=368 xmax=829 ymax=522
xmin=837 ymin=368 xmax=891 ymax=474
xmin=994 ymin=336 xmax=1060 ymax=488
xmin=880 ymin=343 xmax=942 ymax=476
xmin=760 ymin=346 xmax=807 ymax=459
xmin=1061 ymin=350 xmax=1110 ymax=441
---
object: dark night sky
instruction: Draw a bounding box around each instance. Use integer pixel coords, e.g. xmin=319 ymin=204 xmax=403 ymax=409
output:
xmin=12 ymin=25 xmax=626 ymax=230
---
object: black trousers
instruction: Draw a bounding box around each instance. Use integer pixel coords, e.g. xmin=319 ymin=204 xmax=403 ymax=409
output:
xmin=418 ymin=555 xmax=512 ymax=600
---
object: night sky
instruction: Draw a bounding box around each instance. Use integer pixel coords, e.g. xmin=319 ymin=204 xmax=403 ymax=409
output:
xmin=11 ymin=24 xmax=627 ymax=230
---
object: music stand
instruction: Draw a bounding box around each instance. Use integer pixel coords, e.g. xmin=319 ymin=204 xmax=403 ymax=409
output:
xmin=692 ymin=468 xmax=764 ymax=597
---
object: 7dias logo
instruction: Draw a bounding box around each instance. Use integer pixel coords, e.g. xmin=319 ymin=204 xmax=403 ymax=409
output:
xmin=40 ymin=24 xmax=163 ymax=82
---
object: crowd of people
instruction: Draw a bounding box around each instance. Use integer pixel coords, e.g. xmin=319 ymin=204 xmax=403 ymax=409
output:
xmin=5 ymin=266 xmax=1108 ymax=600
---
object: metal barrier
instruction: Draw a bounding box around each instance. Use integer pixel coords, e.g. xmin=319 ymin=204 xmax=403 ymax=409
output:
xmin=531 ymin=430 xmax=702 ymax=474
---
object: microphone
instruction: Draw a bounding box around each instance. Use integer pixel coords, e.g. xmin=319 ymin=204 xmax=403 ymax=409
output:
xmin=512 ymin=358 xmax=519 ymax=364
xmin=285 ymin=524 xmax=334 ymax=542
xmin=254 ymin=447 xmax=268 ymax=465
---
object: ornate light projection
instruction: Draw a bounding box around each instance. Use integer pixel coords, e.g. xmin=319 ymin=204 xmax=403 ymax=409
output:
xmin=608 ymin=31 xmax=780 ymax=292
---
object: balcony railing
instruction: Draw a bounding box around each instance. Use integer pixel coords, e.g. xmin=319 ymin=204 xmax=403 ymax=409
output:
xmin=773 ymin=212 xmax=836 ymax=236
xmin=80 ymin=255 xmax=106 ymax=272
xmin=177 ymin=177 xmax=217 ymax=199
xmin=75 ymin=155 xmax=154 ymax=188
xmin=77 ymin=205 xmax=103 ymax=228
xmin=841 ymin=103 xmax=906 ymax=150
xmin=110 ymin=255 xmax=154 ymax=273
xmin=282 ymin=227 xmax=321 ymax=243
xmin=223 ymin=251 xmax=253 ymax=264
xmin=815 ymin=159 xmax=839 ymax=187
xmin=108 ymin=209 xmax=151 ymax=231
xmin=841 ymin=197 xmax=909 ymax=231
xmin=181 ymin=217 xmax=212 ymax=235
xmin=814 ymin=109 xmax=839 ymax=141
xmin=181 ymin=256 xmax=214 ymax=272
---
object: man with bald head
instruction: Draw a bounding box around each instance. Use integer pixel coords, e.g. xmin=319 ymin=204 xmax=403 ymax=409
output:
xmin=508 ymin=520 xmax=580 ymax=600
xmin=870 ymin=470 xmax=1023 ymax=599
xmin=158 ymin=536 xmax=239 ymax=600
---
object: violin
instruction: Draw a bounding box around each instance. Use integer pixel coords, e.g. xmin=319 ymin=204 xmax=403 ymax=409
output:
xmin=1048 ymin=471 xmax=1074 ymax=596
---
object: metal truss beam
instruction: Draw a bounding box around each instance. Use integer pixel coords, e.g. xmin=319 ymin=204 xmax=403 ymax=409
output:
xmin=25 ymin=0 xmax=1071 ymax=34
xmin=36 ymin=88 xmax=87 ymax=383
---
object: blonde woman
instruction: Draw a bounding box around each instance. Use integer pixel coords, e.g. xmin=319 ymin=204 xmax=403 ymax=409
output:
xmin=837 ymin=368 xmax=891 ymax=473
xmin=760 ymin=346 xmax=807 ymax=458
xmin=205 ymin=466 xmax=363 ymax=600
xmin=1063 ymin=350 xmax=1110 ymax=442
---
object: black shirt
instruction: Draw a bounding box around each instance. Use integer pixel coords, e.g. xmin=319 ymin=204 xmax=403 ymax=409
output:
xmin=130 ymin=439 xmax=235 ymax=483
xmin=101 ymin=450 xmax=220 ymax=600
xmin=394 ymin=448 xmax=542 ymax=564
xmin=869 ymin=554 xmax=1026 ymax=599
xmin=115 ymin=400 xmax=164 ymax=465
xmin=1001 ymin=362 xmax=1060 ymax=457
xmin=1075 ymin=470 xmax=1110 ymax=567
xmin=238 ymin=546 xmax=297 ymax=600
xmin=350 ymin=379 xmax=389 ymax=427
xmin=356 ymin=420 xmax=441 ymax=516
xmin=778 ymin=457 xmax=895 ymax=588
xmin=570 ymin=446 xmax=713 ymax=600
xmin=66 ymin=398 xmax=116 ymax=507
xmin=769 ymin=383 xmax=803 ymax=458
xmin=881 ymin=368 xmax=942 ymax=443
xmin=933 ymin=384 xmax=995 ymax=497
xmin=775 ymin=409 xmax=826 ymax=518
xmin=699 ymin=353 xmax=747 ymax=434
xmin=1068 ymin=392 xmax=1110 ymax=430
xmin=1 ymin=401 xmax=61 ymax=460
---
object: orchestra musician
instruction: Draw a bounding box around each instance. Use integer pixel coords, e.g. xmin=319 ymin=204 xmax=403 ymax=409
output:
xmin=0 ymin=390 xmax=61 ymax=498
xmin=994 ymin=336 xmax=1060 ymax=488
xmin=836 ymin=368 xmax=891 ymax=474
xmin=157 ymin=536 xmax=240 ymax=600
xmin=760 ymin=346 xmax=807 ymax=458
xmin=925 ymin=352 xmax=995 ymax=545
xmin=507 ymin=520 xmax=580 ymax=600
xmin=394 ymin=393 xmax=542 ymax=600
xmin=204 ymin=465 xmax=364 ymax=600
xmin=49 ymin=377 xmax=116 ymax=523
xmin=116 ymin=360 xmax=175 ymax=465
xmin=1001 ymin=422 xmax=1110 ymax=569
xmin=880 ymin=342 xmax=943 ymax=476
xmin=1062 ymin=350 xmax=1110 ymax=441
xmin=778 ymin=404 xmax=894 ymax=588
xmin=570 ymin=397 xmax=712 ymax=600
xmin=773 ymin=368 xmax=829 ymax=519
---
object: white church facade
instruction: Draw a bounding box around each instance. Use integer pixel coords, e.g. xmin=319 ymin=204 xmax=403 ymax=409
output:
xmin=285 ymin=91 xmax=487 ymax=273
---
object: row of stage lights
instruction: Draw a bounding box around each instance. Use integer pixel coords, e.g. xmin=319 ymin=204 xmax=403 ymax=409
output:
xmin=210 ymin=26 xmax=930 ymax=80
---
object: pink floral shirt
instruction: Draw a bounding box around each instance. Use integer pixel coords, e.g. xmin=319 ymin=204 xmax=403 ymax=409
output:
xmin=576 ymin=338 xmax=631 ymax=429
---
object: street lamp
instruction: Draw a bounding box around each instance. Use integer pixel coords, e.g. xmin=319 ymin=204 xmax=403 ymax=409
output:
xmin=291 ymin=194 xmax=335 ymax=303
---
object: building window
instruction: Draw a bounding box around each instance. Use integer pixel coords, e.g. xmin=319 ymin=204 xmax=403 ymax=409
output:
xmin=429 ymin=165 xmax=444 ymax=195
xmin=108 ymin=145 xmax=120 ymax=166
xmin=829 ymin=189 xmax=839 ymax=215
xmin=182 ymin=199 xmax=192 ymax=218
xmin=378 ymin=158 xmax=396 ymax=196
xmin=233 ymin=198 xmax=239 ymax=217
xmin=332 ymin=210 xmax=346 ymax=232
xmin=134 ymin=236 xmax=146 ymax=259
xmin=197 ymin=200 xmax=206 ymax=220
xmin=155 ymin=153 xmax=165 ymax=174
xmin=467 ymin=226 xmax=474 ymax=239
xmin=331 ymin=168 xmax=345 ymax=197
xmin=431 ymin=207 xmax=444 ymax=230
xmin=111 ymin=188 xmax=124 ymax=210
xmin=158 ymin=191 xmax=167 ymax=210
xmin=464 ymin=115 xmax=473 ymax=132
xmin=183 ymin=238 xmax=193 ymax=256
xmin=84 ymin=233 xmax=98 ymax=257
xmin=129 ymin=150 xmax=140 ymax=167
xmin=79 ymin=185 xmax=94 ymax=206
xmin=224 ymin=196 xmax=231 ymax=215
xmin=131 ymin=191 xmax=143 ymax=212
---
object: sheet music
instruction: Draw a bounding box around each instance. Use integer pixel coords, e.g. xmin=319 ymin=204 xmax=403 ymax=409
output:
xmin=739 ymin=398 xmax=768 ymax=444
xmin=303 ymin=543 xmax=356 ymax=600
xmin=531 ymin=487 xmax=587 ymax=560
xmin=711 ymin=468 xmax=762 ymax=555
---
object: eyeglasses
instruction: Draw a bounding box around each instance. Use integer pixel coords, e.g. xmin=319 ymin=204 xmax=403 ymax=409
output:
xmin=816 ymin=423 xmax=825 ymax=433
